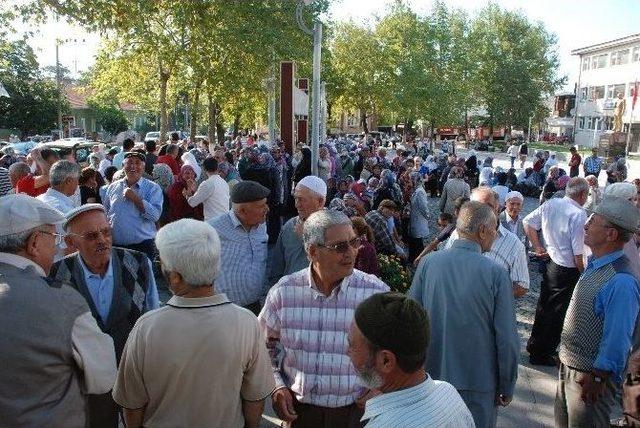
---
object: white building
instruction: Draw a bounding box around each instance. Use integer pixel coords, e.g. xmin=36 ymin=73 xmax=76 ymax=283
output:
xmin=572 ymin=33 xmax=640 ymax=150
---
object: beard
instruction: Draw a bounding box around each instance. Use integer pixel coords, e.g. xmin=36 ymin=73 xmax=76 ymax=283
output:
xmin=356 ymin=358 xmax=384 ymax=390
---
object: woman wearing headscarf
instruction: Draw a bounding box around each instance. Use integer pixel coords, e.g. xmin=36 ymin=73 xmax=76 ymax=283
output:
xmin=152 ymin=163 xmax=175 ymax=226
xmin=373 ymin=169 xmax=403 ymax=210
xmin=464 ymin=154 xmax=480 ymax=189
xmin=292 ymin=146 xmax=311 ymax=185
xmin=217 ymin=161 xmax=241 ymax=191
xmin=422 ymin=155 xmax=439 ymax=197
xmin=166 ymin=164 xmax=203 ymax=222
xmin=540 ymin=165 xmax=561 ymax=204
xmin=408 ymin=171 xmax=430 ymax=262
xmin=350 ymin=216 xmax=380 ymax=276
xmin=479 ymin=156 xmax=494 ymax=186
xmin=439 ymin=166 xmax=470 ymax=215
xmin=243 ymin=152 xmax=282 ymax=243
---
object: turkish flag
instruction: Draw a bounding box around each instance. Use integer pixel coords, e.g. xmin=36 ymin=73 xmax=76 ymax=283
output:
xmin=633 ymin=80 xmax=639 ymax=109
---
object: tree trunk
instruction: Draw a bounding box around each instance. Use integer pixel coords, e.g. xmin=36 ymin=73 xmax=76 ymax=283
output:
xmin=216 ymin=120 xmax=225 ymax=146
xmin=158 ymin=65 xmax=170 ymax=145
xmin=189 ymin=80 xmax=202 ymax=143
xmin=360 ymin=110 xmax=369 ymax=134
xmin=232 ymin=114 xmax=240 ymax=138
xmin=207 ymin=91 xmax=216 ymax=148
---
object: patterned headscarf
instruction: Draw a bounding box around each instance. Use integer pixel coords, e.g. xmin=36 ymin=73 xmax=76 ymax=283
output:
xmin=152 ymin=163 xmax=174 ymax=192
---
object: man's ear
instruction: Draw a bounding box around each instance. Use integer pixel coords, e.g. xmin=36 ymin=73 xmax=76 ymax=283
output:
xmin=376 ymin=349 xmax=397 ymax=374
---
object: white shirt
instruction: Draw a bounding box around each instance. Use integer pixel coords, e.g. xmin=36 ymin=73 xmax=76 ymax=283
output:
xmin=98 ymin=158 xmax=112 ymax=177
xmin=187 ymin=173 xmax=230 ymax=221
xmin=37 ymin=188 xmax=79 ymax=260
xmin=507 ymin=144 xmax=518 ymax=157
xmin=479 ymin=166 xmax=493 ymax=185
xmin=362 ymin=376 xmax=475 ymax=428
xmin=523 ymin=196 xmax=586 ymax=268
xmin=445 ymin=224 xmax=530 ymax=289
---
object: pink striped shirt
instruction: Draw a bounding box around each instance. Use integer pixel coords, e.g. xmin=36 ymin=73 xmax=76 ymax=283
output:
xmin=258 ymin=267 xmax=389 ymax=408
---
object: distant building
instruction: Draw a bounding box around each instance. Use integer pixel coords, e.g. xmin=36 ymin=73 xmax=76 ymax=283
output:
xmin=543 ymin=92 xmax=575 ymax=140
xmin=336 ymin=110 xmax=378 ymax=134
xmin=572 ymin=33 xmax=640 ymax=150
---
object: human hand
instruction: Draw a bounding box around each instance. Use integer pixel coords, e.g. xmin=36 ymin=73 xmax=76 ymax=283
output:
xmin=628 ymin=349 xmax=640 ymax=375
xmin=495 ymin=394 xmax=512 ymax=407
xmin=294 ymin=218 xmax=304 ymax=239
xmin=124 ymin=188 xmax=141 ymax=204
xmin=513 ymin=283 xmax=528 ymax=298
xmin=533 ymin=246 xmax=548 ymax=258
xmin=578 ymin=373 xmax=605 ymax=404
xmin=271 ymin=388 xmax=298 ymax=422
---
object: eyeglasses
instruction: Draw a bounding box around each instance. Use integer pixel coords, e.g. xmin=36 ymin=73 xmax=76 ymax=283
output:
xmin=67 ymin=227 xmax=112 ymax=241
xmin=318 ymin=237 xmax=362 ymax=253
xmin=38 ymin=230 xmax=65 ymax=246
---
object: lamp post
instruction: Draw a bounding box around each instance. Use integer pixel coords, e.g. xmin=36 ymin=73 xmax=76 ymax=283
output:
xmin=296 ymin=0 xmax=322 ymax=176
xmin=55 ymin=39 xmax=63 ymax=139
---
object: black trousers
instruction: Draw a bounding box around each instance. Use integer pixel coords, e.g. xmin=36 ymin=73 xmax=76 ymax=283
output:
xmin=527 ymin=260 xmax=581 ymax=358
xmin=407 ymin=236 xmax=426 ymax=263
xmin=120 ymin=239 xmax=156 ymax=262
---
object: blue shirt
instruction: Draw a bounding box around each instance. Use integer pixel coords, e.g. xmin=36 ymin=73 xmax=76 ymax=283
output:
xmin=112 ymin=150 xmax=126 ymax=170
xmin=208 ymin=211 xmax=268 ymax=306
xmin=102 ymin=177 xmax=163 ymax=245
xmin=79 ymin=255 xmax=160 ymax=323
xmin=587 ymin=250 xmax=640 ymax=381
xmin=584 ymin=155 xmax=604 ymax=174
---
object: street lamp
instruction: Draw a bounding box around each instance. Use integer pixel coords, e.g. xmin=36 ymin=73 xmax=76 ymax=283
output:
xmin=296 ymin=0 xmax=322 ymax=176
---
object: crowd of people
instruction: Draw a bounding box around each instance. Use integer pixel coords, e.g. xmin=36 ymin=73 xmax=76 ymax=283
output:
xmin=0 ymin=131 xmax=639 ymax=428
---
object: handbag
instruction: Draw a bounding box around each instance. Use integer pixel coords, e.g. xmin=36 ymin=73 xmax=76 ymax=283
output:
xmin=623 ymin=373 xmax=640 ymax=427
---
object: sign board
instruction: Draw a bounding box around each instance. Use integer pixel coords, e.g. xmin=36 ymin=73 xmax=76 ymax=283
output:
xmin=603 ymin=100 xmax=616 ymax=110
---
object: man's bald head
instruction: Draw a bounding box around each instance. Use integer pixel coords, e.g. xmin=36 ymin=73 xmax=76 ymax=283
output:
xmin=456 ymin=201 xmax=497 ymax=252
xmin=471 ymin=186 xmax=500 ymax=213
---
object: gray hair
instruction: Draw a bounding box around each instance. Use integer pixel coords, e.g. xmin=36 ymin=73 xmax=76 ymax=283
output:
xmin=456 ymin=201 xmax=496 ymax=235
xmin=471 ymin=186 xmax=499 ymax=205
xmin=0 ymin=227 xmax=40 ymax=253
xmin=566 ymin=177 xmax=589 ymax=198
xmin=155 ymin=219 xmax=221 ymax=288
xmin=8 ymin=161 xmax=30 ymax=177
xmin=302 ymin=209 xmax=352 ymax=252
xmin=49 ymin=160 xmax=81 ymax=187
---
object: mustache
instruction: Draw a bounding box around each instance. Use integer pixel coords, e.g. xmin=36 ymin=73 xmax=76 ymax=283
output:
xmin=95 ymin=243 xmax=109 ymax=252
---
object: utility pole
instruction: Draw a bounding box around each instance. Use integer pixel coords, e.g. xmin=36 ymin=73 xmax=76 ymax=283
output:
xmin=56 ymin=40 xmax=63 ymax=139
xmin=528 ymin=116 xmax=532 ymax=142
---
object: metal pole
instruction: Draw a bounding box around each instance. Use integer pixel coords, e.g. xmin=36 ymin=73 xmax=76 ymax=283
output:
xmin=320 ymin=81 xmax=327 ymax=145
xmin=310 ymin=21 xmax=322 ymax=177
xmin=268 ymin=67 xmax=276 ymax=144
xmin=528 ymin=116 xmax=532 ymax=142
xmin=56 ymin=41 xmax=63 ymax=139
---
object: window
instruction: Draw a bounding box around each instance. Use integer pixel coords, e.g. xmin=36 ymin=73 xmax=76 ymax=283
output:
xmin=601 ymin=116 xmax=614 ymax=131
xmin=591 ymin=54 xmax=608 ymax=69
xmin=587 ymin=117 xmax=596 ymax=130
xmin=578 ymin=117 xmax=585 ymax=129
xmin=611 ymin=49 xmax=630 ymax=65
xmin=582 ymin=57 xmax=590 ymax=71
xmin=633 ymin=46 xmax=640 ymax=62
xmin=607 ymin=84 xmax=626 ymax=99
xmin=580 ymin=87 xmax=588 ymax=101
xmin=589 ymin=86 xmax=605 ymax=100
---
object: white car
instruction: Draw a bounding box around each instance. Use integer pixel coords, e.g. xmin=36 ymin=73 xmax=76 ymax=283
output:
xmin=145 ymin=131 xmax=160 ymax=142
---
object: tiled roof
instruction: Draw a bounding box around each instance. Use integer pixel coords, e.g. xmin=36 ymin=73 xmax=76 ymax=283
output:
xmin=63 ymin=86 xmax=138 ymax=111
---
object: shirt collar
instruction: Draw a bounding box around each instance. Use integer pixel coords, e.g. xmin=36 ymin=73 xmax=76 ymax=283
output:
xmin=586 ymin=249 xmax=625 ymax=272
xmin=451 ymin=238 xmax=482 ymax=253
xmin=497 ymin=223 xmax=510 ymax=238
xmin=362 ymin=376 xmax=434 ymax=421
xmin=46 ymin=187 xmax=74 ymax=203
xmin=306 ymin=265 xmax=351 ymax=297
xmin=166 ymin=293 xmax=231 ymax=308
xmin=78 ymin=253 xmax=113 ymax=279
xmin=504 ymin=211 xmax=518 ymax=223
xmin=0 ymin=252 xmax=46 ymax=277
xmin=564 ymin=196 xmax=584 ymax=210
xmin=229 ymin=210 xmax=243 ymax=228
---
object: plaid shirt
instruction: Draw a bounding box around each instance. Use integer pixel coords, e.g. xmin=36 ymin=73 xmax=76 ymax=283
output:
xmin=365 ymin=210 xmax=396 ymax=255
xmin=258 ymin=267 xmax=389 ymax=408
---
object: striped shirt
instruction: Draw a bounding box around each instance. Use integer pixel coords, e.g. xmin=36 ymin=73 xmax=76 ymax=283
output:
xmin=258 ymin=267 xmax=389 ymax=408
xmin=208 ymin=211 xmax=268 ymax=306
xmin=445 ymin=224 xmax=530 ymax=289
xmin=362 ymin=376 xmax=475 ymax=428
xmin=365 ymin=210 xmax=396 ymax=255
xmin=0 ymin=167 xmax=12 ymax=197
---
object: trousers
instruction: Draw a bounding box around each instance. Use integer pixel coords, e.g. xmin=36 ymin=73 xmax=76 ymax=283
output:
xmin=287 ymin=397 xmax=363 ymax=428
xmin=458 ymin=390 xmax=497 ymax=428
xmin=119 ymin=239 xmax=156 ymax=262
xmin=555 ymin=363 xmax=618 ymax=427
xmin=527 ymin=260 xmax=580 ymax=358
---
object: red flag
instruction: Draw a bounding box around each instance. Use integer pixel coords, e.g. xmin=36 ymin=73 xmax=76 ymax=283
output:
xmin=633 ymin=80 xmax=639 ymax=110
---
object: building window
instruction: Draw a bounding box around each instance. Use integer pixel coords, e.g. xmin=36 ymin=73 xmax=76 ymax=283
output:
xmin=578 ymin=117 xmax=585 ymax=129
xmin=607 ymin=84 xmax=626 ymax=99
xmin=601 ymin=116 xmax=614 ymax=131
xmin=591 ymin=53 xmax=608 ymax=69
xmin=580 ymin=87 xmax=588 ymax=101
xmin=587 ymin=117 xmax=595 ymax=130
xmin=589 ymin=86 xmax=605 ymax=100
xmin=633 ymin=46 xmax=640 ymax=62
xmin=582 ymin=57 xmax=590 ymax=71
xmin=611 ymin=49 xmax=630 ymax=66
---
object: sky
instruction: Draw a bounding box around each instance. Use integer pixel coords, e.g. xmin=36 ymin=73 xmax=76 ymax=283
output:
xmin=13 ymin=0 xmax=640 ymax=92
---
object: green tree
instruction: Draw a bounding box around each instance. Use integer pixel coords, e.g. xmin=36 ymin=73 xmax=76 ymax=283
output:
xmin=88 ymin=100 xmax=129 ymax=134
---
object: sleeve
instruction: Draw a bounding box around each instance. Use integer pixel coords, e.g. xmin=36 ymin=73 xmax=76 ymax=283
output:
xmin=593 ymin=274 xmax=640 ymax=382
xmin=144 ymin=258 xmax=160 ymax=311
xmin=16 ymin=174 xmax=35 ymax=195
xmin=241 ymin=319 xmax=277 ymax=401
xmin=257 ymin=289 xmax=287 ymax=390
xmin=570 ymin=212 xmax=586 ymax=256
xmin=71 ymin=311 xmax=117 ymax=394
xmin=140 ymin=182 xmax=163 ymax=222
xmin=102 ymin=184 xmax=111 ymax=212
xmin=268 ymin=224 xmax=287 ymax=286
xmin=439 ymin=185 xmax=447 ymax=211
xmin=522 ymin=204 xmax=543 ymax=230
xmin=187 ymin=179 xmax=214 ymax=207
xmin=408 ymin=257 xmax=427 ymax=305
xmin=112 ymin=324 xmax=149 ymax=409
xmin=493 ymin=267 xmax=519 ymax=397
xmin=509 ymin=239 xmax=530 ymax=288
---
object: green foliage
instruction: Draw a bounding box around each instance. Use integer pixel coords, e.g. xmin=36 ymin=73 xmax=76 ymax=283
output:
xmin=88 ymin=100 xmax=129 ymax=134
xmin=378 ymin=254 xmax=412 ymax=294
xmin=0 ymin=38 xmax=67 ymax=136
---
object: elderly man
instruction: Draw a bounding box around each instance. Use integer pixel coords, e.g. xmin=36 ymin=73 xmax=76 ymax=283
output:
xmin=259 ymin=210 xmax=389 ymax=427
xmin=584 ymin=175 xmax=602 ymax=211
xmin=365 ymin=199 xmax=399 ymax=256
xmin=445 ymin=187 xmax=530 ymax=298
xmin=8 ymin=161 xmax=30 ymax=190
xmin=349 ymin=292 xmax=474 ymax=427
xmin=50 ymin=204 xmax=159 ymax=427
xmin=36 ymin=160 xmax=81 ymax=213
xmin=269 ymin=175 xmax=326 ymax=284
xmin=209 ymin=181 xmax=270 ymax=314
xmin=103 ymin=152 xmax=162 ymax=261
xmin=555 ymin=197 xmax=640 ymax=427
xmin=409 ymin=201 xmax=519 ymax=428
xmin=524 ymin=177 xmax=589 ymax=366
xmin=185 ymin=157 xmax=230 ymax=221
xmin=112 ymin=219 xmax=275 ymax=428
xmin=500 ymin=191 xmax=526 ymax=244
xmin=0 ymin=194 xmax=116 ymax=428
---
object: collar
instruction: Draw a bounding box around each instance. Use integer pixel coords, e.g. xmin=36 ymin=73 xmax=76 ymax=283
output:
xmin=307 ymin=265 xmax=350 ymax=297
xmin=586 ymin=249 xmax=625 ymax=272
xmin=564 ymin=196 xmax=585 ymax=210
xmin=166 ymin=293 xmax=231 ymax=308
xmin=504 ymin=211 xmax=518 ymax=224
xmin=0 ymin=252 xmax=46 ymax=277
xmin=229 ymin=210 xmax=243 ymax=228
xmin=362 ymin=376 xmax=434 ymax=421
xmin=497 ymin=223 xmax=510 ymax=238
xmin=78 ymin=253 xmax=113 ymax=279
xmin=451 ymin=238 xmax=482 ymax=253
xmin=45 ymin=187 xmax=74 ymax=203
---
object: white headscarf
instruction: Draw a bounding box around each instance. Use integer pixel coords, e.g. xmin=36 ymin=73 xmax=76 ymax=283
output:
xmin=181 ymin=151 xmax=201 ymax=180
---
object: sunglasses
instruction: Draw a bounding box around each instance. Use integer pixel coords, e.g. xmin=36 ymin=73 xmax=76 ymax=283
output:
xmin=318 ymin=237 xmax=362 ymax=253
xmin=67 ymin=227 xmax=112 ymax=241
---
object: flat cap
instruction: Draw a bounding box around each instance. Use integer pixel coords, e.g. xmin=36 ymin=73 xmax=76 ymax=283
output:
xmin=0 ymin=194 xmax=65 ymax=236
xmin=230 ymin=180 xmax=270 ymax=204
xmin=123 ymin=151 xmax=145 ymax=162
xmin=591 ymin=195 xmax=640 ymax=233
xmin=63 ymin=203 xmax=105 ymax=231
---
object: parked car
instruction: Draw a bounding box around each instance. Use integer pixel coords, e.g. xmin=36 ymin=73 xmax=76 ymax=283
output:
xmin=8 ymin=141 xmax=38 ymax=155
xmin=42 ymin=139 xmax=111 ymax=166
xmin=145 ymin=131 xmax=160 ymax=142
